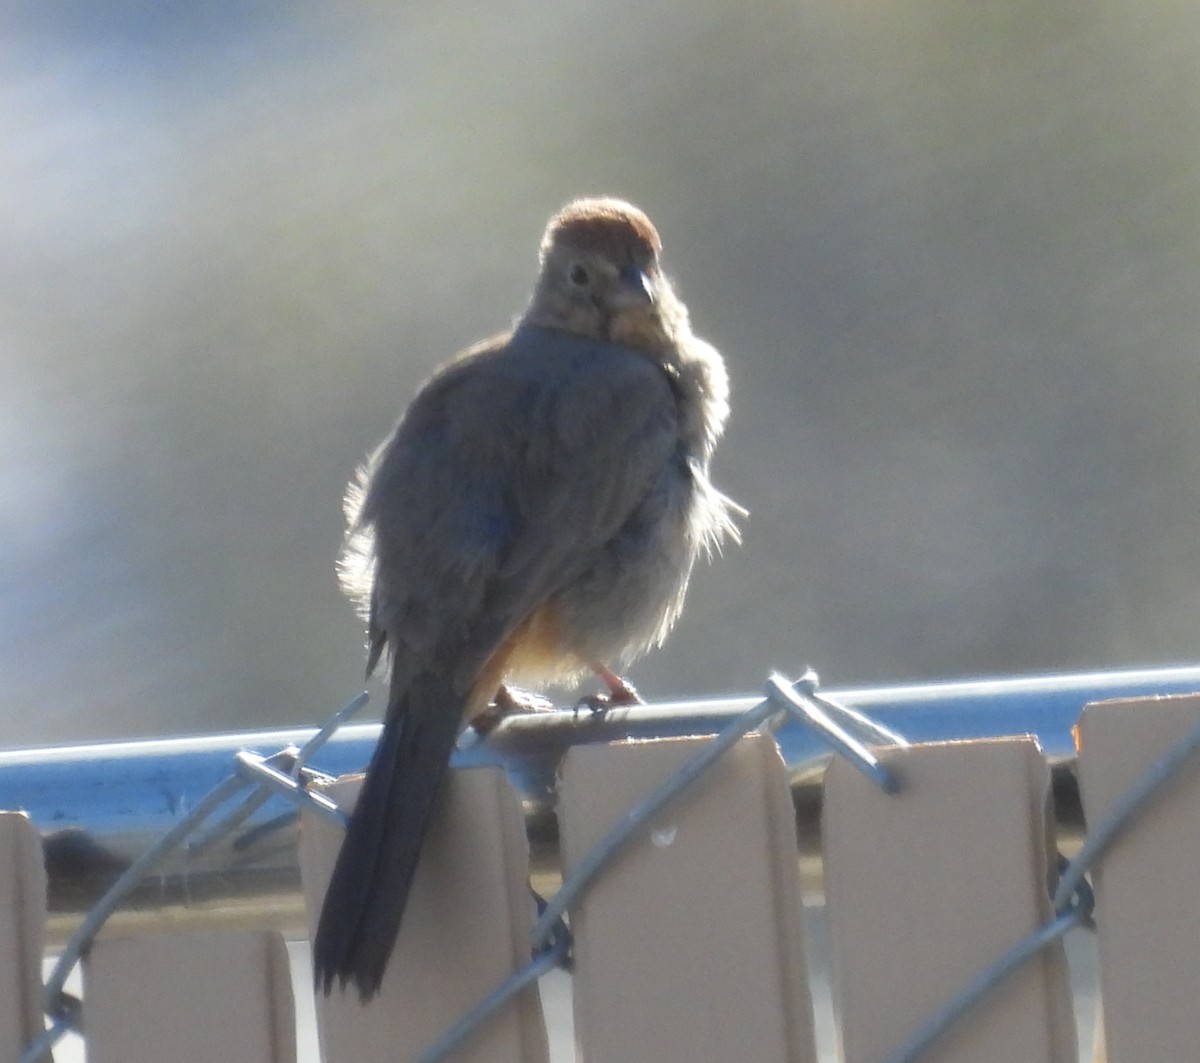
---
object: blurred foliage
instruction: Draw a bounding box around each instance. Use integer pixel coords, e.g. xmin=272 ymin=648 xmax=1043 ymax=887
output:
xmin=4 ymin=0 xmax=1200 ymax=744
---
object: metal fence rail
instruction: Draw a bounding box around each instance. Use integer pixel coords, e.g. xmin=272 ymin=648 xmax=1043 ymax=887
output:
xmin=5 ymin=664 xmax=1200 ymax=939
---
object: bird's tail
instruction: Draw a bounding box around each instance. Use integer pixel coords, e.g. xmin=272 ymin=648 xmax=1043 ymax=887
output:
xmin=313 ymin=669 xmax=463 ymax=1000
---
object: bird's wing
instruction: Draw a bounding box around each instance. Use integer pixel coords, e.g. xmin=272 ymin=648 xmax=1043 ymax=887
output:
xmin=354 ymin=328 xmax=681 ymax=693
xmin=464 ymin=331 xmax=684 ymax=683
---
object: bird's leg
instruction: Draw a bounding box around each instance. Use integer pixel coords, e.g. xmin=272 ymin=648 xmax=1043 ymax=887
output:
xmin=596 ymin=664 xmax=642 ymax=704
xmin=575 ymin=663 xmax=644 ymax=716
xmin=472 ymin=683 xmax=556 ymax=735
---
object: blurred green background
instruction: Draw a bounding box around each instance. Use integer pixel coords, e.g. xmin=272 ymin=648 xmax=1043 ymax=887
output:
xmin=5 ymin=0 xmax=1200 ymax=747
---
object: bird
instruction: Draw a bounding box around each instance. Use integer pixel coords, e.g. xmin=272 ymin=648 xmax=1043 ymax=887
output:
xmin=313 ymin=196 xmax=743 ymax=1000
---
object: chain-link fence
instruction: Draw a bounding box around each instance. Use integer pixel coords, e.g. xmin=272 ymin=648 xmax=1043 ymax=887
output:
xmin=7 ymin=665 xmax=1200 ymax=1061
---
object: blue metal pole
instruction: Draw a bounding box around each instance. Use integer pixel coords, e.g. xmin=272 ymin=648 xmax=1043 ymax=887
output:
xmin=4 ymin=665 xmax=1199 ymax=935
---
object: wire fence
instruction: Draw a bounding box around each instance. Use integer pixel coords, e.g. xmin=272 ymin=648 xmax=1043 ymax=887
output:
xmin=10 ymin=665 xmax=1200 ymax=1062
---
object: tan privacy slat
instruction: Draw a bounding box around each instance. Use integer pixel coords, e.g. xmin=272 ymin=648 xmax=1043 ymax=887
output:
xmin=301 ymin=766 xmax=548 ymax=1063
xmin=1075 ymin=694 xmax=1200 ymax=1063
xmin=0 ymin=812 xmax=48 ymax=1061
xmin=558 ymin=731 xmax=815 ymax=1063
xmin=823 ymin=738 xmax=1075 ymax=1063
xmin=84 ymin=928 xmax=295 ymax=1063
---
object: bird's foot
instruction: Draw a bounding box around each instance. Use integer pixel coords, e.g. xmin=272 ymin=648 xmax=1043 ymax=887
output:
xmin=575 ymin=666 xmax=643 ymax=718
xmin=472 ymin=684 xmax=556 ymax=735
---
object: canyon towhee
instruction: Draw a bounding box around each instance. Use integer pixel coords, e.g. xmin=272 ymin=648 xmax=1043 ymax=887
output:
xmin=313 ymin=196 xmax=743 ymax=999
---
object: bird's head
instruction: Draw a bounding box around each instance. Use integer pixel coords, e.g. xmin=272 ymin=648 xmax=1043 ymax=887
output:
xmin=525 ymin=197 xmax=688 ymax=351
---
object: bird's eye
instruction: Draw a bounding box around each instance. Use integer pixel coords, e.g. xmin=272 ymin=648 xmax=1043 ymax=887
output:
xmin=568 ymin=262 xmax=590 ymax=287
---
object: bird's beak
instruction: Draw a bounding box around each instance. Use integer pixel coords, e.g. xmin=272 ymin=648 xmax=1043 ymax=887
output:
xmin=615 ymin=266 xmax=656 ymax=307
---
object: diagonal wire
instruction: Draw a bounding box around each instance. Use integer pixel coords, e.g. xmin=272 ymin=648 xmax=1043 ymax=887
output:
xmin=417 ymin=909 xmax=572 ymax=1063
xmin=880 ymin=907 xmax=1088 ymax=1063
xmin=293 ymin=690 xmax=371 ymax=769
xmin=19 ymin=1011 xmax=77 ymax=1063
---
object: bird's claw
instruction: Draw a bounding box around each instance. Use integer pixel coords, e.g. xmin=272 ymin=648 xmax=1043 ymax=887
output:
xmin=574 ymin=673 xmax=643 ymax=718
xmin=573 ymin=693 xmax=614 ymax=718
xmin=473 ymin=684 xmax=556 ymax=735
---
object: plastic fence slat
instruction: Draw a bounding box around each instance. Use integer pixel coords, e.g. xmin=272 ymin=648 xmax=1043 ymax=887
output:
xmin=300 ymin=767 xmax=549 ymax=1063
xmin=0 ymin=814 xmax=47 ymax=1061
xmin=559 ymin=731 xmax=816 ymax=1063
xmin=1076 ymin=694 xmax=1200 ymax=1063
xmin=84 ymin=929 xmax=295 ymax=1063
xmin=823 ymin=738 xmax=1076 ymax=1063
